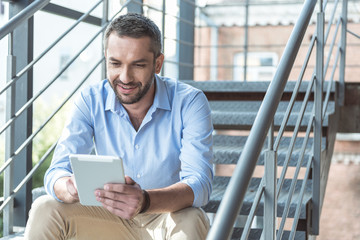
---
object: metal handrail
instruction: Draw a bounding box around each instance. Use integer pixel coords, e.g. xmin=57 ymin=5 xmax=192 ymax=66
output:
xmin=206 ymin=0 xmax=317 ymax=239
xmin=0 ymin=0 xmax=50 ymax=40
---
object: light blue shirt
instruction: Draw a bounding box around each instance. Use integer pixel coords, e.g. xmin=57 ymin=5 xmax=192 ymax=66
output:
xmin=44 ymin=75 xmax=214 ymax=207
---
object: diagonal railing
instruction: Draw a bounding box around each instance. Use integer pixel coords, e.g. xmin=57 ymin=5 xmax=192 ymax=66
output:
xmin=0 ymin=0 xmax=201 ymax=236
xmin=206 ymin=0 xmax=347 ymax=239
xmin=0 ymin=0 xmax=351 ymax=238
xmin=0 ymin=0 xmax=133 ymax=235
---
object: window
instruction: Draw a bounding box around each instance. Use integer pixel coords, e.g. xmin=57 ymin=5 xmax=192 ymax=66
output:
xmin=233 ymin=52 xmax=278 ymax=81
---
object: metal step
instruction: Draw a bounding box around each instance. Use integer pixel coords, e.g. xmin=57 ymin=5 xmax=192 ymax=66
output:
xmin=213 ymin=135 xmax=326 ymax=166
xmin=210 ymin=101 xmax=335 ymax=130
xmin=182 ymin=80 xmax=335 ymax=95
xmin=231 ymin=228 xmax=306 ymax=240
xmin=203 ymin=176 xmax=312 ymax=219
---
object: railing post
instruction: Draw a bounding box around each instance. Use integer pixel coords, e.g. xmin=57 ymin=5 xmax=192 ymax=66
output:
xmin=243 ymin=0 xmax=249 ymax=82
xmin=101 ymin=0 xmax=108 ymax=80
xmin=178 ymin=0 xmax=195 ymax=80
xmin=264 ymin=121 xmax=277 ymax=240
xmin=6 ymin=0 xmax=34 ymax=230
xmin=312 ymin=10 xmax=324 ymax=236
xmin=339 ymin=0 xmax=347 ymax=106
xmin=4 ymin=33 xmax=16 ymax=237
xmin=126 ymin=0 xmax=143 ymax=14
xmin=160 ymin=0 xmax=166 ymax=76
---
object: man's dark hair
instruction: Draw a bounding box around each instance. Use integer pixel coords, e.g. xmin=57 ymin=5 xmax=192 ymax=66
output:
xmin=104 ymin=13 xmax=162 ymax=58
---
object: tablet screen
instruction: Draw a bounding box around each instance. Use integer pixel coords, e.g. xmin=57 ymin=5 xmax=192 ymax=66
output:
xmin=69 ymin=154 xmax=125 ymax=206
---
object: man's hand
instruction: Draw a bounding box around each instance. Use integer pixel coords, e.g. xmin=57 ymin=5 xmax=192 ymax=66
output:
xmin=95 ymin=176 xmax=145 ymax=219
xmin=54 ymin=175 xmax=79 ymax=203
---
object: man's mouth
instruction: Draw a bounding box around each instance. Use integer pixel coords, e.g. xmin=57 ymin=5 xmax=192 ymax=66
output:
xmin=116 ymin=84 xmax=138 ymax=94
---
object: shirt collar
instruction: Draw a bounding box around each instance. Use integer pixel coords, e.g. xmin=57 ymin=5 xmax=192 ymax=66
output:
xmin=104 ymin=75 xmax=171 ymax=113
xmin=153 ymin=74 xmax=171 ymax=111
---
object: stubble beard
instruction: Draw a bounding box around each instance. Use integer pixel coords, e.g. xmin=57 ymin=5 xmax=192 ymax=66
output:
xmin=110 ymin=71 xmax=155 ymax=105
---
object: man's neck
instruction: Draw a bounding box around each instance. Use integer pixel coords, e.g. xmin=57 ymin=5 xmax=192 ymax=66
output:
xmin=122 ymin=82 xmax=155 ymax=131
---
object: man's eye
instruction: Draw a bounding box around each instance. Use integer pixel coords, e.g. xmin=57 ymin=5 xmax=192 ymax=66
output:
xmin=110 ymin=62 xmax=120 ymax=66
xmin=135 ymin=64 xmax=146 ymax=68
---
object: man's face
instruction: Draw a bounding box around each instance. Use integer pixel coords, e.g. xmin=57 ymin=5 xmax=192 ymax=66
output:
xmin=105 ymin=33 xmax=163 ymax=105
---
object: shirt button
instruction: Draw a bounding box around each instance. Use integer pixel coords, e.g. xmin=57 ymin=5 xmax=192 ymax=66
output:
xmin=137 ymin=174 xmax=141 ymax=179
xmin=135 ymin=144 xmax=139 ymax=150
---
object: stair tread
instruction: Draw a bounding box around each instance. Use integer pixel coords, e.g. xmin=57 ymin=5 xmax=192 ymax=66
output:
xmin=213 ymin=135 xmax=326 ymax=166
xmin=210 ymin=101 xmax=334 ymax=129
xmin=231 ymin=228 xmax=306 ymax=240
xmin=203 ymin=176 xmax=312 ymax=219
xmin=182 ymin=80 xmax=335 ymax=94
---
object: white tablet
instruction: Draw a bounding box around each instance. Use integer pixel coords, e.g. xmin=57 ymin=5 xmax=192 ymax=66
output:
xmin=69 ymin=154 xmax=125 ymax=206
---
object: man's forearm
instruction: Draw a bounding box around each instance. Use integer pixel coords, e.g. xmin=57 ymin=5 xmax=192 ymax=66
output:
xmin=146 ymin=182 xmax=194 ymax=213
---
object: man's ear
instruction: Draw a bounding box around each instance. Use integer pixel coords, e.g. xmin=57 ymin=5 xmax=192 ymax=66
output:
xmin=155 ymin=53 xmax=164 ymax=74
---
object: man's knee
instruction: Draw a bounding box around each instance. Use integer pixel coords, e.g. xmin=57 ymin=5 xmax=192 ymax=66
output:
xmin=29 ymin=195 xmax=64 ymax=219
xmin=167 ymin=208 xmax=210 ymax=239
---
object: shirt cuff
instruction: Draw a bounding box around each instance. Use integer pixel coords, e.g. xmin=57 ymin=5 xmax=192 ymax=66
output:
xmin=46 ymin=170 xmax=73 ymax=202
xmin=181 ymin=177 xmax=210 ymax=208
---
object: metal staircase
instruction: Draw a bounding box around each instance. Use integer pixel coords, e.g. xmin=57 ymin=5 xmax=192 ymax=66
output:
xmin=185 ymin=80 xmax=339 ymax=239
xmin=0 ymin=0 xmax=351 ymax=239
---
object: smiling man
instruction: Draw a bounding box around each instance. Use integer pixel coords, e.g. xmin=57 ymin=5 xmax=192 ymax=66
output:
xmin=24 ymin=13 xmax=213 ymax=240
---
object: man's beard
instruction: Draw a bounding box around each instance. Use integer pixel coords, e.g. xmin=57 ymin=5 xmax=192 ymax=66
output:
xmin=109 ymin=71 xmax=155 ymax=105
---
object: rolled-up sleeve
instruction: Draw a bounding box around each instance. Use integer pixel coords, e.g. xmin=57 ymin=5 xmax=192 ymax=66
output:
xmin=179 ymin=91 xmax=213 ymax=207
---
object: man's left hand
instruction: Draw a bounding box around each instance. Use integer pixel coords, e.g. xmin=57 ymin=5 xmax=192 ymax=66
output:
xmin=95 ymin=176 xmax=144 ymax=219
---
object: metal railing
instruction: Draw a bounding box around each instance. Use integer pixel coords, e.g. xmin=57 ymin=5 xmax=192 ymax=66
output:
xmin=0 ymin=0 xmax=351 ymax=238
xmin=0 ymin=0 xmax=201 ymax=236
xmin=206 ymin=0 xmax=348 ymax=239
xmin=0 ymin=0 xmax=133 ymax=235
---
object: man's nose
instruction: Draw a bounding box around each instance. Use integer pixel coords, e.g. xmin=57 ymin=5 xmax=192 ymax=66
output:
xmin=120 ymin=67 xmax=132 ymax=84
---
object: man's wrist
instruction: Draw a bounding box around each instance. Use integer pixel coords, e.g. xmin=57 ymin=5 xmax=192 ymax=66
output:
xmin=139 ymin=190 xmax=150 ymax=214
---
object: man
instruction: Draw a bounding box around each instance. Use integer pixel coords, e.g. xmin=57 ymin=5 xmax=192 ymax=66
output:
xmin=25 ymin=13 xmax=213 ymax=240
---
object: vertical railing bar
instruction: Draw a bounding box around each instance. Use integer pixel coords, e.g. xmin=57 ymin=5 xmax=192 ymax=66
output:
xmin=3 ymin=31 xmax=16 ymax=237
xmin=0 ymin=57 xmax=104 ymax=176
xmin=0 ymin=0 xmax=104 ymax=96
xmin=132 ymin=1 xmax=196 ymax=27
xmin=268 ymin=121 xmax=274 ymax=150
xmin=264 ymin=122 xmax=276 ymax=240
xmin=240 ymin=180 xmax=265 ymax=240
xmin=101 ymin=0 xmax=108 ymax=80
xmin=274 ymin=35 xmax=316 ymax=151
xmin=160 ymin=0 xmax=166 ymax=76
xmin=289 ymin=155 xmax=313 ymax=240
xmin=243 ymin=0 xmax=249 ymax=82
xmin=276 ymin=109 xmax=314 ymax=240
xmin=276 ymin=77 xmax=314 ymax=197
xmin=339 ymin=0 xmax=348 ymax=106
xmin=312 ymin=11 xmax=325 ymax=236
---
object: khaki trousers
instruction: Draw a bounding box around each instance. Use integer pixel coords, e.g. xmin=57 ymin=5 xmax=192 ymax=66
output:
xmin=24 ymin=195 xmax=210 ymax=240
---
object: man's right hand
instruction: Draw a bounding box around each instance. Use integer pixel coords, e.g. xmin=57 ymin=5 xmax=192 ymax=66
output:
xmin=54 ymin=175 xmax=80 ymax=203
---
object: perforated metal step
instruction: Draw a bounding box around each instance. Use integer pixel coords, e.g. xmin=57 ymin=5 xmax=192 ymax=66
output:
xmin=213 ymin=135 xmax=326 ymax=166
